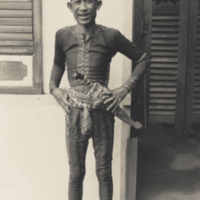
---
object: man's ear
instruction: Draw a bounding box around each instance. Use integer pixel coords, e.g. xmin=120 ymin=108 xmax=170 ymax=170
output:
xmin=67 ymin=2 xmax=73 ymax=12
xmin=97 ymin=0 xmax=102 ymax=11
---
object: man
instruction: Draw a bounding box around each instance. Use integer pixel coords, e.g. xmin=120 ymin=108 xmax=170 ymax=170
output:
xmin=49 ymin=0 xmax=150 ymax=200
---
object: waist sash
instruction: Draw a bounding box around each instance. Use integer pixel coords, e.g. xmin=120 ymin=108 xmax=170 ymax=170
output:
xmin=66 ymin=82 xmax=142 ymax=136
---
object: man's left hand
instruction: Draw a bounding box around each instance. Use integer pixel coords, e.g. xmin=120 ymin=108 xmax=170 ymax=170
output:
xmin=103 ymin=87 xmax=129 ymax=114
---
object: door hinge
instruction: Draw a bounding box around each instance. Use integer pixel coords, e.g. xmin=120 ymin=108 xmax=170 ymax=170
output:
xmin=141 ymin=20 xmax=149 ymax=35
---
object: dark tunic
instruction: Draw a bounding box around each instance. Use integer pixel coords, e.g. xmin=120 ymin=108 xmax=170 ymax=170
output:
xmin=53 ymin=25 xmax=147 ymax=87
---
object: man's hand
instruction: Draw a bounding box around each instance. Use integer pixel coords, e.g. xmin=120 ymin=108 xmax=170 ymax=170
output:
xmin=104 ymin=87 xmax=129 ymax=114
xmin=52 ymin=88 xmax=71 ymax=114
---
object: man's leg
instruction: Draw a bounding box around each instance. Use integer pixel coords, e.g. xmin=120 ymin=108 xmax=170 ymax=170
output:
xmin=91 ymin=109 xmax=115 ymax=200
xmin=66 ymin=107 xmax=89 ymax=200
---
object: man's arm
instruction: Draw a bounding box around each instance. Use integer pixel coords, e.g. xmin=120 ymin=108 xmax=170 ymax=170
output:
xmin=49 ymin=29 xmax=71 ymax=114
xmin=105 ymin=57 xmax=150 ymax=113
xmin=49 ymin=64 xmax=71 ymax=114
xmin=122 ymin=56 xmax=150 ymax=92
xmin=49 ymin=64 xmax=65 ymax=94
xmin=104 ymin=29 xmax=150 ymax=113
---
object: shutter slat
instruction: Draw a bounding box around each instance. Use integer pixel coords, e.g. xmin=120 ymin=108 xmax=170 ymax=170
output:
xmin=195 ymin=57 xmax=200 ymax=62
xmin=193 ymin=111 xmax=200 ymax=115
xmin=0 ymin=10 xmax=32 ymax=18
xmin=195 ymin=64 xmax=200 ymax=68
xmin=149 ymin=111 xmax=175 ymax=115
xmin=0 ymin=33 xmax=32 ymax=41
xmin=150 ymin=87 xmax=177 ymax=92
xmin=0 ymin=26 xmax=32 ymax=33
xmin=152 ymin=33 xmax=179 ymax=38
xmin=150 ymin=93 xmax=176 ymax=98
xmin=194 ymin=81 xmax=200 ymax=86
xmin=194 ymin=75 xmax=200 ymax=80
xmin=194 ymin=99 xmax=200 ymax=103
xmin=0 ymin=2 xmax=32 ymax=10
xmin=151 ymin=39 xmax=179 ymax=44
xmin=151 ymin=51 xmax=178 ymax=56
xmin=0 ymin=18 xmax=32 ymax=26
xmin=0 ymin=47 xmax=34 ymax=54
xmin=0 ymin=41 xmax=33 ymax=46
xmin=193 ymin=105 xmax=200 ymax=109
xmin=193 ymin=93 xmax=200 ymax=98
xmin=150 ymin=82 xmax=176 ymax=86
xmin=151 ymin=45 xmax=178 ymax=50
xmin=152 ymin=27 xmax=179 ymax=32
xmin=151 ymin=69 xmax=177 ymax=74
xmin=195 ymin=70 xmax=200 ymax=74
xmin=194 ymin=88 xmax=200 ymax=92
xmin=150 ymin=99 xmax=176 ymax=104
xmin=152 ymin=16 xmax=179 ymax=20
xmin=151 ymin=57 xmax=178 ymax=62
xmin=149 ymin=105 xmax=176 ymax=110
xmin=152 ymin=21 xmax=179 ymax=26
xmin=151 ymin=63 xmax=178 ymax=68
xmin=150 ymin=75 xmax=177 ymax=81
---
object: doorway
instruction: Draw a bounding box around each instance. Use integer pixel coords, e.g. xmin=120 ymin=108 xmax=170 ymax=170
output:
xmin=134 ymin=0 xmax=200 ymax=135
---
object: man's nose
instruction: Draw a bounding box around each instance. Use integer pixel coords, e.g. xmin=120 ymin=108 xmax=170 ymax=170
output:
xmin=80 ymin=1 xmax=87 ymax=11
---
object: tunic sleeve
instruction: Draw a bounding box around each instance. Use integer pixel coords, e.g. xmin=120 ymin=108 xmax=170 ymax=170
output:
xmin=113 ymin=30 xmax=148 ymax=63
xmin=53 ymin=30 xmax=66 ymax=68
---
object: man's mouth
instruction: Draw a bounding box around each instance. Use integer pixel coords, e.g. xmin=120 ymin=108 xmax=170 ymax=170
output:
xmin=79 ymin=13 xmax=90 ymax=18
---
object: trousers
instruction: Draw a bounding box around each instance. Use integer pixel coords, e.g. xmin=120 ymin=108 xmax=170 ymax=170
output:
xmin=66 ymin=107 xmax=115 ymax=200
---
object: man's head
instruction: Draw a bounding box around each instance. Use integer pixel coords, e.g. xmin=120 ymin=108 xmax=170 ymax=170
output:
xmin=67 ymin=0 xmax=102 ymax=26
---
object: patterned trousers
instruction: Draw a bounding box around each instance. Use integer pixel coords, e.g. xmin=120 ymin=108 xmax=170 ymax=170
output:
xmin=66 ymin=107 xmax=115 ymax=200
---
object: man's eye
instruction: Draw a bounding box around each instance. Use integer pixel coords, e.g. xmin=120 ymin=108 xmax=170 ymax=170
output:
xmin=74 ymin=0 xmax=81 ymax=4
xmin=85 ymin=0 xmax=93 ymax=3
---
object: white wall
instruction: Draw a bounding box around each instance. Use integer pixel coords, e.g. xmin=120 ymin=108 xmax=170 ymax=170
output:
xmin=0 ymin=0 xmax=133 ymax=200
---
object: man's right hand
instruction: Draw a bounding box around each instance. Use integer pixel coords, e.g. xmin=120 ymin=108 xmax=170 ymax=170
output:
xmin=52 ymin=88 xmax=71 ymax=114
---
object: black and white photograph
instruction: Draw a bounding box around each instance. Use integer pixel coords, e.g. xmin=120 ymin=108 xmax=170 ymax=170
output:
xmin=0 ymin=0 xmax=200 ymax=200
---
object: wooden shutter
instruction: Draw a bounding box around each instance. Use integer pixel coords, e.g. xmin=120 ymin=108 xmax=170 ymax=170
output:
xmin=0 ymin=0 xmax=43 ymax=94
xmin=193 ymin=2 xmax=200 ymax=119
xmin=193 ymin=2 xmax=200 ymax=118
xmin=149 ymin=2 xmax=180 ymax=123
xmin=184 ymin=0 xmax=200 ymax=133
xmin=141 ymin=0 xmax=189 ymax=132
xmin=0 ymin=0 xmax=34 ymax=54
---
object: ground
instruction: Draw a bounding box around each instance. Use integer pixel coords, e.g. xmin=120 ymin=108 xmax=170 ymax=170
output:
xmin=136 ymin=123 xmax=200 ymax=200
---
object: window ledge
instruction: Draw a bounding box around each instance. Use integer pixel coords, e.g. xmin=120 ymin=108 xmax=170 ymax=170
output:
xmin=0 ymin=94 xmax=57 ymax=106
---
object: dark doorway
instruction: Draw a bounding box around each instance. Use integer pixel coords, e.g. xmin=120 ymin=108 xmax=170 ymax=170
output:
xmin=133 ymin=0 xmax=200 ymax=135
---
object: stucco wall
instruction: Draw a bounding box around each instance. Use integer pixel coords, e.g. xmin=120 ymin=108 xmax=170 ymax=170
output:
xmin=0 ymin=0 xmax=133 ymax=200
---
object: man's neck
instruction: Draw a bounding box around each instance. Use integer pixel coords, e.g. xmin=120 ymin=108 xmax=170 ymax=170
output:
xmin=77 ymin=22 xmax=97 ymax=40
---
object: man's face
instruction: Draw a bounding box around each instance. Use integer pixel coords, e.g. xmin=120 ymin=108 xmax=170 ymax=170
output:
xmin=68 ymin=0 xmax=102 ymax=26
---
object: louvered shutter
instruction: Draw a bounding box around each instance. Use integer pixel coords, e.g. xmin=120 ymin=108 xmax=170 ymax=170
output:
xmin=0 ymin=0 xmax=34 ymax=54
xmin=193 ymin=2 xmax=200 ymax=118
xmin=141 ymin=0 xmax=189 ymax=132
xmin=184 ymin=0 xmax=200 ymax=133
xmin=0 ymin=0 xmax=42 ymax=94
